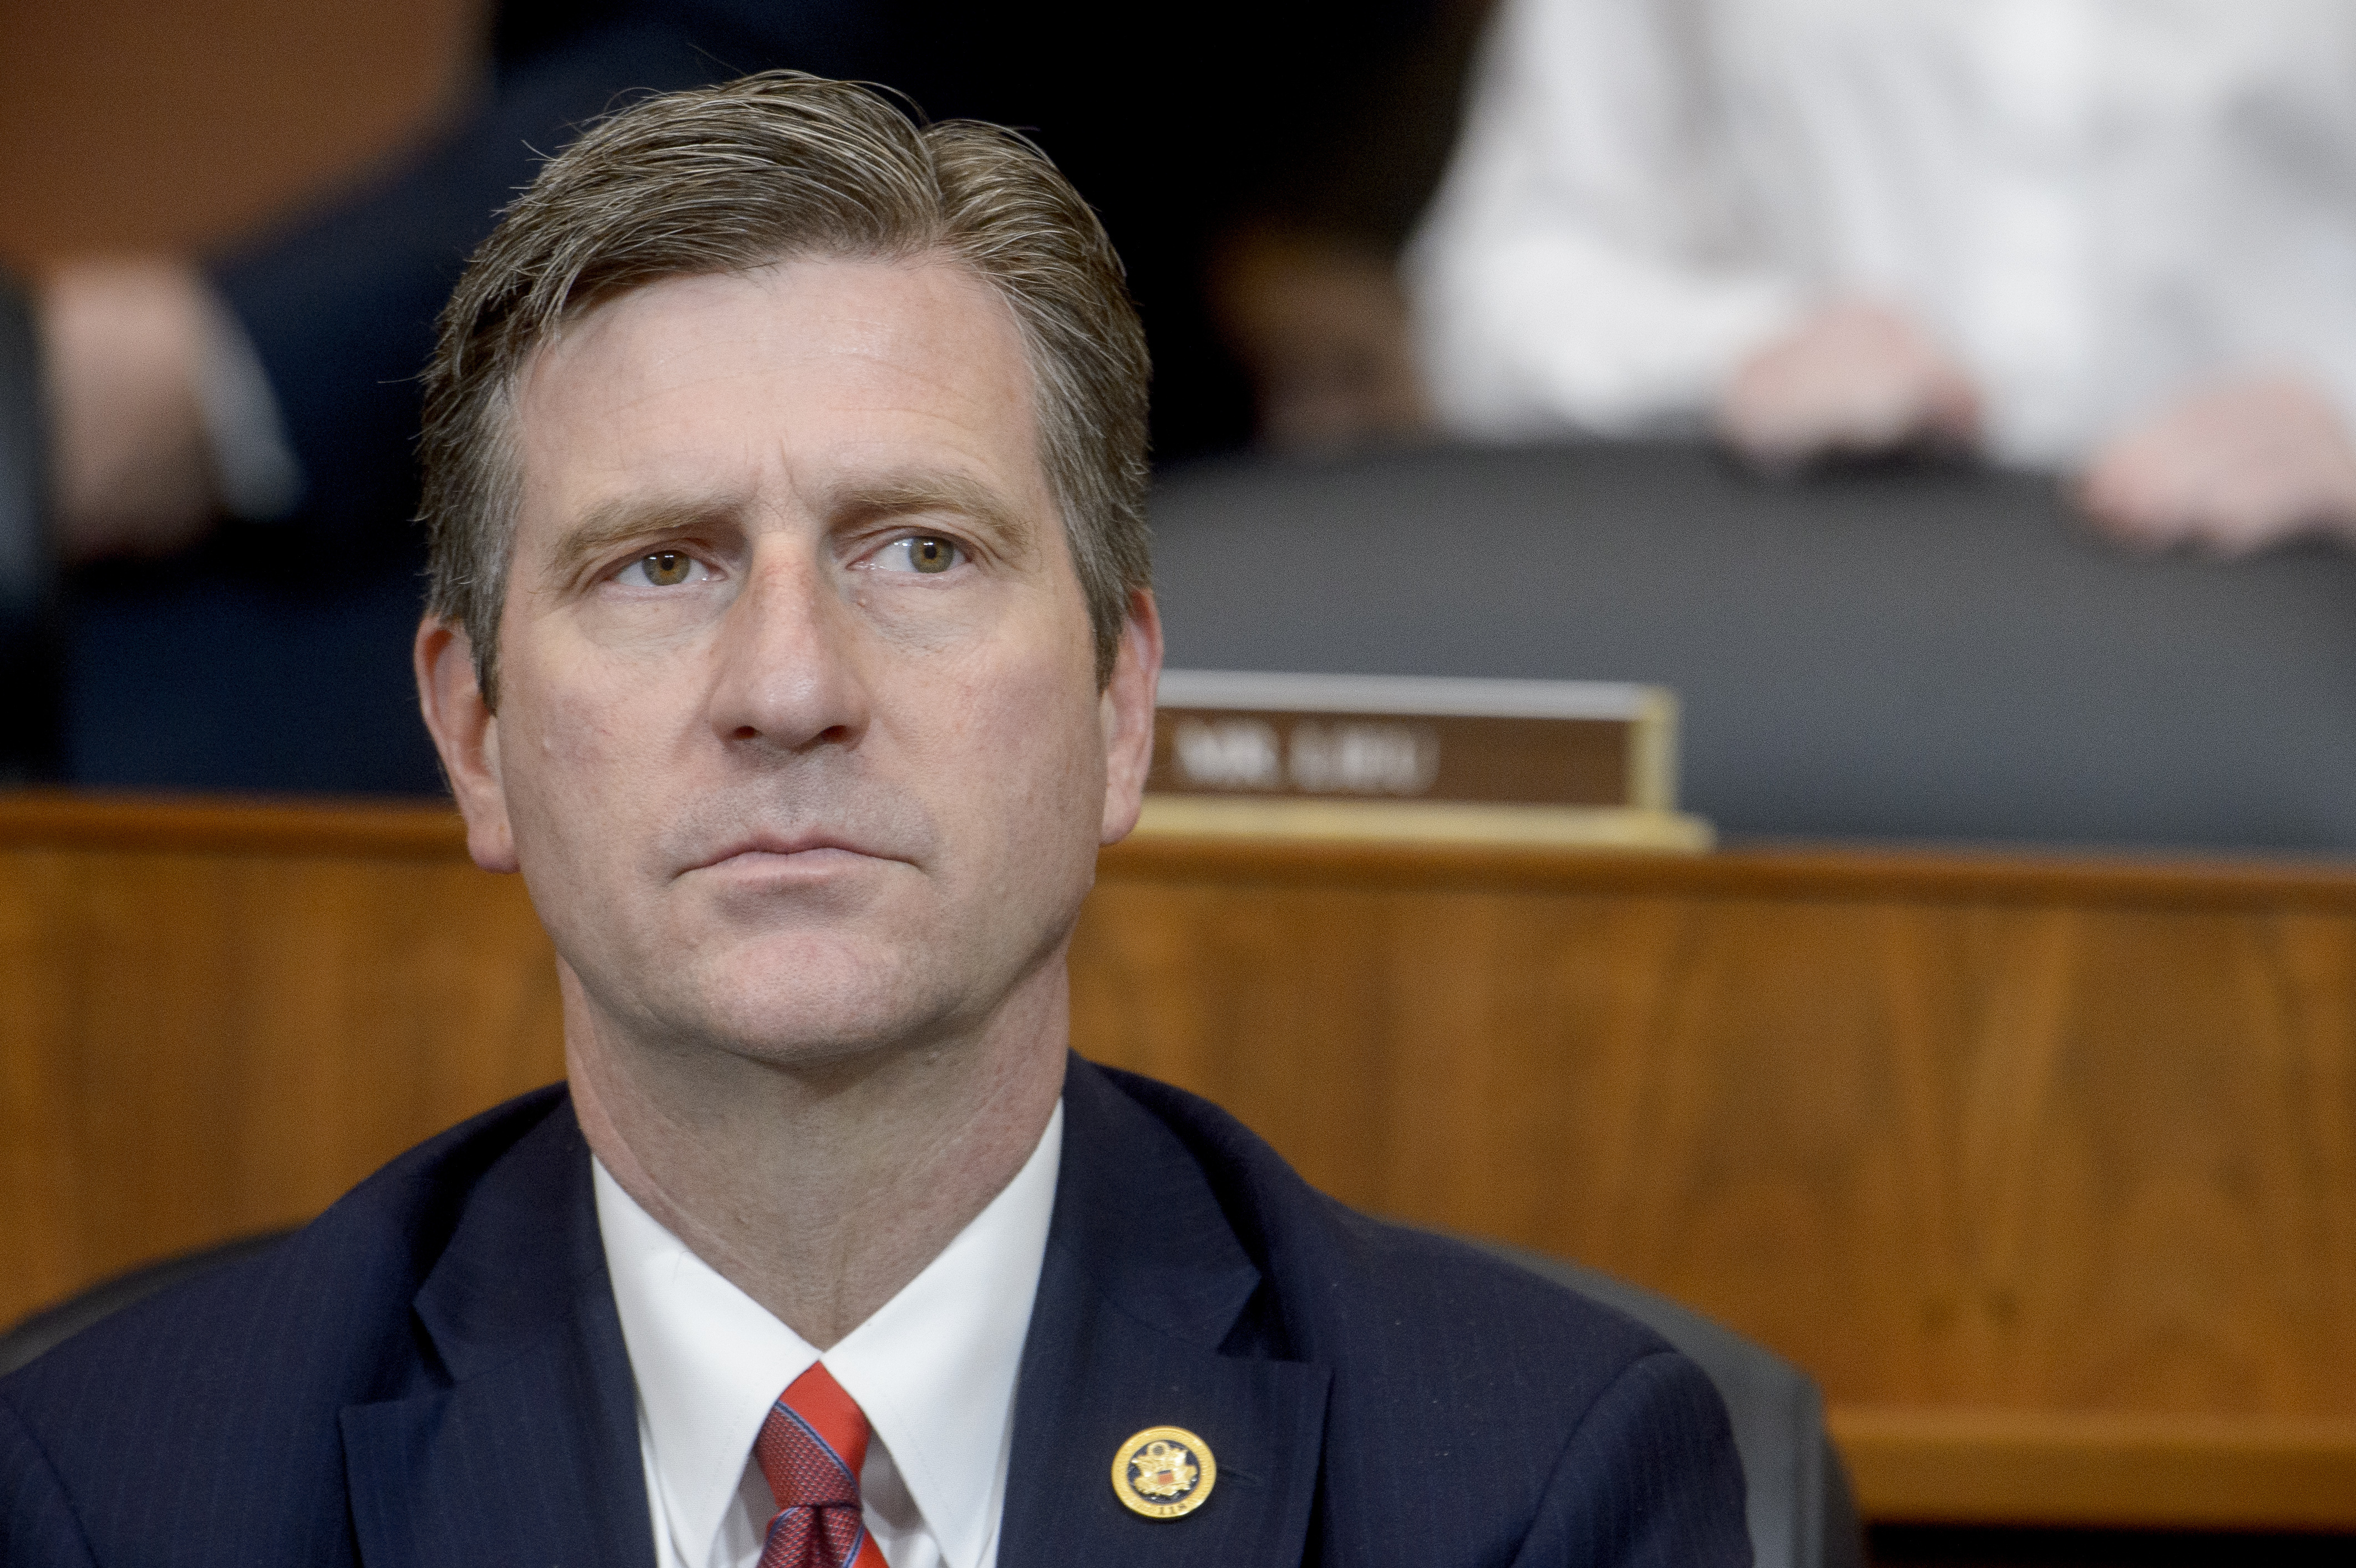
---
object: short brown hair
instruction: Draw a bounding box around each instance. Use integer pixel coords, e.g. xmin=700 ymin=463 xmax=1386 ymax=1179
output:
xmin=419 ymin=72 xmax=1152 ymax=703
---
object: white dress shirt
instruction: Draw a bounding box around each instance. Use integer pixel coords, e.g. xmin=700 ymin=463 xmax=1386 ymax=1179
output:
xmin=593 ymin=1103 xmax=1063 ymax=1568
xmin=1406 ymin=0 xmax=2356 ymax=466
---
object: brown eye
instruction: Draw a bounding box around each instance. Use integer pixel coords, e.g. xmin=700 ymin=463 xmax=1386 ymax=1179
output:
xmin=909 ymin=536 xmax=956 ymax=574
xmin=643 ymin=551 xmax=691 ymax=586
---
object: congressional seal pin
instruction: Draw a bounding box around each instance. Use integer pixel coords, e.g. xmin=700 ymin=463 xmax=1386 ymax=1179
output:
xmin=1111 ymin=1425 xmax=1217 ymax=1519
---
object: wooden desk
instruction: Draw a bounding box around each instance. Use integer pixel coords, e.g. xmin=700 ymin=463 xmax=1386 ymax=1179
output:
xmin=5 ymin=795 xmax=2354 ymax=1530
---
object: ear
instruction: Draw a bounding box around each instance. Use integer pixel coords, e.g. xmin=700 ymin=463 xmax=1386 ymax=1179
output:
xmin=1098 ymin=588 xmax=1164 ymax=845
xmin=415 ymin=616 xmax=519 ymax=874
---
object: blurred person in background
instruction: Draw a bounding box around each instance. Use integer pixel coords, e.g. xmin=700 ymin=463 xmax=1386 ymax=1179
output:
xmin=7 ymin=0 xmax=1445 ymax=789
xmin=1202 ymin=0 xmax=1497 ymax=455
xmin=1404 ymin=0 xmax=2356 ymax=556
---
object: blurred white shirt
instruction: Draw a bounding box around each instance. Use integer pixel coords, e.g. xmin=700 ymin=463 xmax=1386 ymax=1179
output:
xmin=1405 ymin=0 xmax=2356 ymax=466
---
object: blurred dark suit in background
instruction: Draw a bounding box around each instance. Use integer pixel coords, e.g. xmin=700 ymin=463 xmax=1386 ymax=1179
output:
xmin=22 ymin=0 xmax=1450 ymax=792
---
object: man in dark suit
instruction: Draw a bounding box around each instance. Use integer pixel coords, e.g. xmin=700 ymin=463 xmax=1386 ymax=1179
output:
xmin=1 ymin=73 xmax=1749 ymax=1567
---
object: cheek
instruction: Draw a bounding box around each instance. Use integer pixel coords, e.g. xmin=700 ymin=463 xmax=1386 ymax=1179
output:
xmin=498 ymin=654 xmax=661 ymax=850
xmin=955 ymin=642 xmax=1107 ymax=807
xmin=844 ymin=580 xmax=995 ymax=668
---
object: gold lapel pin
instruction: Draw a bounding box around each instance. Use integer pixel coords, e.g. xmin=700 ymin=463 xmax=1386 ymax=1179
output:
xmin=1111 ymin=1425 xmax=1217 ymax=1519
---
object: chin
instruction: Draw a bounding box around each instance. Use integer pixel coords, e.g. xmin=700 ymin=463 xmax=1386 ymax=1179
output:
xmin=680 ymin=938 xmax=980 ymax=1064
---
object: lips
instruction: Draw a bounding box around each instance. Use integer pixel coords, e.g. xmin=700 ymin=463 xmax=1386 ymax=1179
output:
xmin=684 ymin=831 xmax=891 ymax=872
xmin=662 ymin=786 xmax=936 ymax=881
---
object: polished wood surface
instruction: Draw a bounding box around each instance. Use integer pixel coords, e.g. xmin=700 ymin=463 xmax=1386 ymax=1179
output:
xmin=0 ymin=796 xmax=556 ymax=1321
xmin=1830 ymin=1409 xmax=2356 ymax=1532
xmin=5 ymin=795 xmax=2354 ymax=1529
xmin=1069 ymin=835 xmax=2356 ymax=1528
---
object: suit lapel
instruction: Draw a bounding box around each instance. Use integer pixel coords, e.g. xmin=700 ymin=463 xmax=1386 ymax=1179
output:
xmin=998 ymin=1059 xmax=1331 ymax=1566
xmin=341 ymin=1102 xmax=654 ymax=1568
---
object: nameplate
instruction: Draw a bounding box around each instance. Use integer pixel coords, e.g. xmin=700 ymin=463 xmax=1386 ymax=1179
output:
xmin=1139 ymin=671 xmax=1710 ymax=851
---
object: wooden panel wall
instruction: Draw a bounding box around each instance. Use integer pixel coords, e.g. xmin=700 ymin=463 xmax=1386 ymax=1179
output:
xmin=1068 ymin=841 xmax=2356 ymax=1529
xmin=0 ymin=799 xmax=560 ymax=1317
xmin=5 ymin=796 xmax=2355 ymax=1530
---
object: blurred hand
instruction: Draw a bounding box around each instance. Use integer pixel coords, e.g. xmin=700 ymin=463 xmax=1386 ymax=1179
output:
xmin=39 ymin=257 xmax=218 ymax=564
xmin=1209 ymin=226 xmax=1431 ymax=455
xmin=2078 ymin=374 xmax=2356 ymax=555
xmin=1719 ymin=300 xmax=1980 ymax=470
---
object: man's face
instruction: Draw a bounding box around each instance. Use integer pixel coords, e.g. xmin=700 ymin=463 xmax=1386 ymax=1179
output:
xmin=423 ymin=256 xmax=1156 ymax=1066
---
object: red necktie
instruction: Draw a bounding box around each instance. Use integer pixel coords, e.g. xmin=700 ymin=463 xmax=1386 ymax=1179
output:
xmin=754 ymin=1363 xmax=891 ymax=1568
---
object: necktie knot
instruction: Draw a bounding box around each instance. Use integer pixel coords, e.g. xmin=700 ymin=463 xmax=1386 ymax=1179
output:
xmin=754 ymin=1363 xmax=885 ymax=1568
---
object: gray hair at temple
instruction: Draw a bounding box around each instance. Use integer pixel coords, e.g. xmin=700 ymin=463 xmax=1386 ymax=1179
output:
xmin=418 ymin=70 xmax=1153 ymax=704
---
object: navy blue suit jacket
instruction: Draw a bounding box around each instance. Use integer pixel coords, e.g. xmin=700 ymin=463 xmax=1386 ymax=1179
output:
xmin=1 ymin=1058 xmax=1750 ymax=1565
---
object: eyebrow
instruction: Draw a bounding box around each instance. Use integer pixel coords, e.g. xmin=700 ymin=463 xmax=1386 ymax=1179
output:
xmin=832 ymin=471 xmax=1041 ymax=568
xmin=541 ymin=470 xmax=1043 ymax=591
xmin=543 ymin=493 xmax=746 ymax=591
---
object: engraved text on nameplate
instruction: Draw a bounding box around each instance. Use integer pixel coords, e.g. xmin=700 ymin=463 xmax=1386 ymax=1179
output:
xmin=1148 ymin=709 xmax=1633 ymax=808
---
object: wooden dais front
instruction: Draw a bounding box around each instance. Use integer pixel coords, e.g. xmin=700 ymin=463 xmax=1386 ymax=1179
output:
xmin=4 ymin=795 xmax=2354 ymax=1529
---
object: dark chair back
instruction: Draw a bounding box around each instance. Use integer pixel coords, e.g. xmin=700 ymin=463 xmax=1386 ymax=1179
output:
xmin=0 ymin=266 xmax=58 ymax=781
xmin=1462 ymin=1235 xmax=1863 ymax=1568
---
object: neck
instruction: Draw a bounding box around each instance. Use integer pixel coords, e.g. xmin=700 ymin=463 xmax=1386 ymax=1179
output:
xmin=564 ymin=956 xmax=1069 ymax=1349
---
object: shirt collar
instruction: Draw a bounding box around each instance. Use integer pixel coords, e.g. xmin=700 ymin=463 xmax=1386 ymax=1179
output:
xmin=595 ymin=1102 xmax=1062 ymax=1568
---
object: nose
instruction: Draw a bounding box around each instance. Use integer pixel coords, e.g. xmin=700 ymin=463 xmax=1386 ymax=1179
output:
xmin=703 ymin=541 xmax=872 ymax=754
